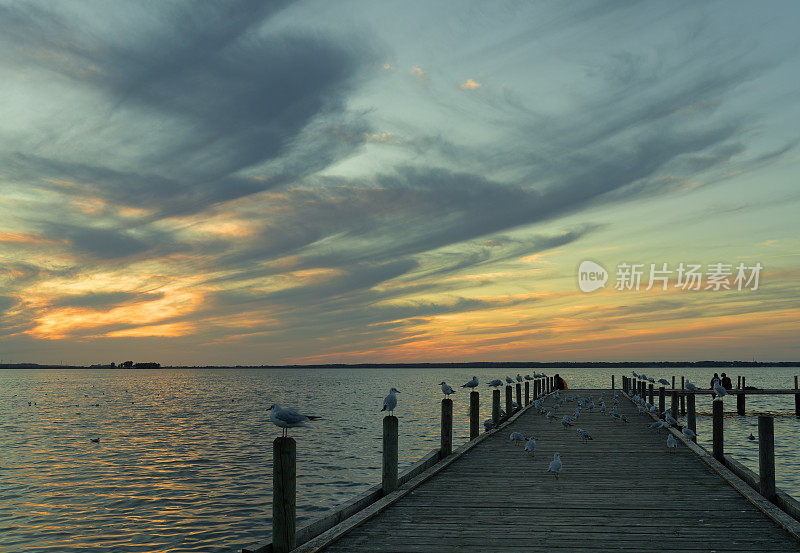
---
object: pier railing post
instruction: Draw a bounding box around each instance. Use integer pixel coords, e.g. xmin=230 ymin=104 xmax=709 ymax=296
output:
xmin=641 ymin=380 xmax=646 ymax=398
xmin=758 ymin=415 xmax=776 ymax=502
xmin=515 ymin=383 xmax=522 ymax=412
xmin=671 ymin=390 xmax=678 ymax=420
xmin=658 ymin=386 xmax=665 ymax=416
xmin=737 ymin=375 xmax=741 ymax=389
xmin=524 ymin=381 xmax=529 ymax=406
xmin=737 ymin=389 xmax=746 ymax=416
xmin=648 ymin=384 xmax=654 ymax=405
xmin=382 ymin=415 xmax=399 ymax=494
xmin=440 ymin=398 xmax=453 ymax=458
xmin=795 ymin=376 xmax=799 ymax=418
xmin=273 ymin=436 xmax=296 ymax=553
xmin=492 ymin=389 xmax=500 ymax=427
xmin=469 ymin=391 xmax=479 ymax=440
xmin=680 ymin=376 xmax=686 ymax=415
xmin=712 ymin=400 xmax=724 ymax=462
xmin=505 ymin=386 xmax=513 ymax=418
xmin=687 ymin=393 xmax=697 ymax=443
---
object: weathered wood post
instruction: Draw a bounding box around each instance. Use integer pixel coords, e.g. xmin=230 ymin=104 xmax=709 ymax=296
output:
xmin=737 ymin=390 xmax=746 ymax=416
xmin=273 ymin=437 xmax=296 ymax=553
xmin=505 ymin=385 xmax=513 ymax=418
xmin=758 ymin=415 xmax=776 ymax=502
xmin=671 ymin=390 xmax=679 ymax=420
xmin=612 ymin=374 xmax=615 ymax=389
xmin=680 ymin=376 xmax=686 ymax=415
xmin=737 ymin=375 xmax=741 ymax=389
xmin=687 ymin=393 xmax=697 ymax=443
xmin=469 ymin=391 xmax=479 ymax=440
xmin=795 ymin=376 xmax=800 ymax=418
xmin=641 ymin=380 xmax=646 ymax=398
xmin=671 ymin=375 xmax=675 ymax=389
xmin=524 ymin=381 xmax=530 ymax=406
xmin=440 ymin=398 xmax=453 ymax=458
xmin=382 ymin=415 xmax=399 ymax=494
xmin=492 ymin=389 xmax=500 ymax=427
xmin=658 ymin=386 xmax=665 ymax=416
xmin=516 ymin=383 xmax=522 ymax=412
xmin=712 ymin=400 xmax=724 ymax=462
xmin=622 ymin=376 xmax=626 ymax=393
xmin=648 ymin=384 xmax=654 ymax=405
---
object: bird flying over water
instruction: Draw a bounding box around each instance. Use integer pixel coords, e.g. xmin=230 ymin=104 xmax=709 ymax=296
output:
xmin=268 ymin=404 xmax=321 ymax=437
xmin=382 ymin=388 xmax=400 ymax=415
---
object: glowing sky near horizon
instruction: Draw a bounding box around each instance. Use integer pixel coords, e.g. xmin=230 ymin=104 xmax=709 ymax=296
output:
xmin=1 ymin=1 xmax=799 ymax=365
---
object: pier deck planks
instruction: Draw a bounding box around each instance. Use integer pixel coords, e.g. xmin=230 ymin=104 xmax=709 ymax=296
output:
xmin=317 ymin=389 xmax=800 ymax=553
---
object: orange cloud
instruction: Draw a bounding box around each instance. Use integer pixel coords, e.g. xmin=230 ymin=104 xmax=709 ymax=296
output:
xmin=459 ymin=78 xmax=481 ymax=90
xmin=106 ymin=322 xmax=194 ymax=338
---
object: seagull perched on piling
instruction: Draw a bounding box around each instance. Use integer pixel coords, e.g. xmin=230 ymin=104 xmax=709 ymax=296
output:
xmin=439 ymin=382 xmax=455 ymax=397
xmin=381 ymin=388 xmax=400 ymax=415
xmin=685 ymin=381 xmax=699 ymax=392
xmin=268 ymin=404 xmax=321 ymax=437
xmin=713 ymin=382 xmax=728 ymax=399
xmin=505 ymin=376 xmax=514 ymax=384
xmin=487 ymin=379 xmax=503 ymax=388
xmin=682 ymin=426 xmax=696 ymax=440
xmin=667 ymin=434 xmax=678 ymax=453
xmin=548 ymin=453 xmax=562 ymax=479
xmin=658 ymin=378 xmax=670 ymax=386
xmin=461 ymin=376 xmax=479 ymax=391
xmin=516 ymin=374 xmax=523 ymax=383
xmin=649 ymin=420 xmax=665 ymax=432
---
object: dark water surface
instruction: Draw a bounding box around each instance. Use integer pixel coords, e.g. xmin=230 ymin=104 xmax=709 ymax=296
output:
xmin=1 ymin=367 xmax=798 ymax=552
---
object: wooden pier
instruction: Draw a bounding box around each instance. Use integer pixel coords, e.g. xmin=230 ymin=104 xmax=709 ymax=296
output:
xmin=244 ymin=383 xmax=800 ymax=553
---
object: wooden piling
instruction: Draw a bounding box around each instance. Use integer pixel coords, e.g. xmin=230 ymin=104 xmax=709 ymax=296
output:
xmin=737 ymin=375 xmax=741 ymax=389
xmin=492 ymin=389 xmax=500 ymax=427
xmin=273 ymin=436 xmax=296 ymax=553
xmin=505 ymin=385 xmax=513 ymax=417
xmin=469 ymin=391 xmax=479 ymax=440
xmin=680 ymin=376 xmax=686 ymax=415
xmin=795 ymin=376 xmax=800 ymax=418
xmin=713 ymin=400 xmax=724 ymax=462
xmin=658 ymin=386 xmax=665 ymax=416
xmin=687 ymin=393 xmax=697 ymax=443
xmin=440 ymin=398 xmax=453 ymax=458
xmin=648 ymin=383 xmax=654 ymax=405
xmin=758 ymin=415 xmax=776 ymax=502
xmin=515 ymin=383 xmax=522 ymax=412
xmin=672 ymin=375 xmax=675 ymax=389
xmin=671 ymin=390 xmax=678 ymax=420
xmin=382 ymin=415 xmax=398 ymax=494
xmin=612 ymin=374 xmax=615 ymax=389
xmin=737 ymin=389 xmax=746 ymax=416
xmin=524 ymin=381 xmax=529 ymax=406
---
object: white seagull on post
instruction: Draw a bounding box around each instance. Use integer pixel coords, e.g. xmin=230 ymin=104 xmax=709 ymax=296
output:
xmin=461 ymin=376 xmax=479 ymax=391
xmin=268 ymin=404 xmax=320 ymax=438
xmin=440 ymin=382 xmax=455 ymax=397
xmin=382 ymin=388 xmax=400 ymax=415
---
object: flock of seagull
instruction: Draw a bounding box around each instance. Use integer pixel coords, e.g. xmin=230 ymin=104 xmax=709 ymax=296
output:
xmin=268 ymin=371 xmax=703 ymax=479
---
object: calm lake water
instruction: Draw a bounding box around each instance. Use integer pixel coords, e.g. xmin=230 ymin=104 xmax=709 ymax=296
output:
xmin=1 ymin=367 xmax=798 ymax=552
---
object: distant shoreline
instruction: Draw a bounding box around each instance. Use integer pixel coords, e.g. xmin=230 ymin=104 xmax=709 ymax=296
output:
xmin=2 ymin=361 xmax=800 ymax=369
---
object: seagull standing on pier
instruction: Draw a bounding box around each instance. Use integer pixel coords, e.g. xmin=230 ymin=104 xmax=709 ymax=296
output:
xmin=524 ymin=436 xmax=536 ymax=456
xmin=682 ymin=426 xmax=696 ymax=440
xmin=548 ymin=453 xmax=562 ymax=479
xmin=439 ymin=382 xmax=455 ymax=397
xmin=667 ymin=434 xmax=678 ymax=453
xmin=461 ymin=376 xmax=479 ymax=391
xmin=268 ymin=404 xmax=321 ymax=437
xmin=509 ymin=431 xmax=526 ymax=445
xmin=382 ymin=388 xmax=400 ymax=415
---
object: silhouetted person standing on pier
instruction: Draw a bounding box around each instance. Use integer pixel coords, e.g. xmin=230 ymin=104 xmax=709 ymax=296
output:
xmin=720 ymin=373 xmax=733 ymax=390
xmin=554 ymin=374 xmax=567 ymax=390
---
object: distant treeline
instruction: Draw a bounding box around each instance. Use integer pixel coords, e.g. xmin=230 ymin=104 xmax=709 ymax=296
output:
xmin=2 ymin=360 xmax=798 ymax=369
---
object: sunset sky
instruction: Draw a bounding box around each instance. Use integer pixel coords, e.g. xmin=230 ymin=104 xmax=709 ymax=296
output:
xmin=1 ymin=1 xmax=799 ymax=365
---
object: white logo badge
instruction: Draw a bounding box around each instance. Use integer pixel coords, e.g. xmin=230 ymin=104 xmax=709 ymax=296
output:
xmin=578 ymin=260 xmax=608 ymax=293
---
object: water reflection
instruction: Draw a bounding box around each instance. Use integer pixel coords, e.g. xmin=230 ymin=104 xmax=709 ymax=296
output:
xmin=0 ymin=367 xmax=798 ymax=552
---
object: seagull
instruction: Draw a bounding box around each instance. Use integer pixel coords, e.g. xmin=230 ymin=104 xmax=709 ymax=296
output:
xmin=632 ymin=371 xmax=639 ymax=378
xmin=682 ymin=426 xmax=696 ymax=440
xmin=516 ymin=374 xmax=523 ymax=383
xmin=649 ymin=420 xmax=665 ymax=432
xmin=381 ymin=388 xmax=400 ymax=415
xmin=546 ymin=411 xmax=555 ymax=422
xmin=524 ymin=375 xmax=533 ymax=381
xmin=484 ymin=419 xmax=495 ymax=431
xmin=664 ymin=413 xmax=678 ymax=426
xmin=440 ymin=382 xmax=455 ymax=397
xmin=461 ymin=376 xmax=479 ymax=391
xmin=268 ymin=404 xmax=321 ymax=437
xmin=487 ymin=379 xmax=503 ymax=388
xmin=524 ymin=436 xmax=536 ymax=455
xmin=667 ymin=434 xmax=678 ymax=453
xmin=90 ymin=438 xmax=100 ymax=443
xmin=561 ymin=416 xmax=573 ymax=429
xmin=548 ymin=453 xmax=562 ymax=479
xmin=685 ymin=381 xmax=699 ymax=392
xmin=748 ymin=433 xmax=755 ymax=440
xmin=713 ymin=382 xmax=728 ymax=399
xmin=510 ymin=431 xmax=526 ymax=445
xmin=577 ymin=428 xmax=593 ymax=442
xmin=658 ymin=378 xmax=670 ymax=386
xmin=648 ymin=377 xmax=655 ymax=383
xmin=505 ymin=376 xmax=514 ymax=384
